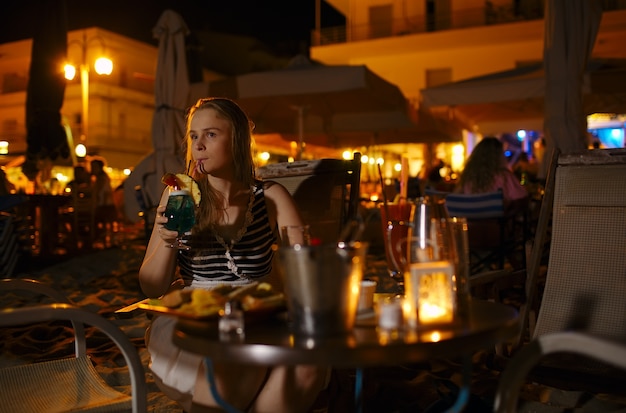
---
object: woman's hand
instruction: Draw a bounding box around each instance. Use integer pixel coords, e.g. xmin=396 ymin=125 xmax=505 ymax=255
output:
xmin=155 ymin=205 xmax=178 ymax=244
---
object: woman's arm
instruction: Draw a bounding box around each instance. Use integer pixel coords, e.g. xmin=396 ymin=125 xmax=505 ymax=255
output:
xmin=138 ymin=189 xmax=179 ymax=298
xmin=262 ymin=181 xmax=304 ymax=234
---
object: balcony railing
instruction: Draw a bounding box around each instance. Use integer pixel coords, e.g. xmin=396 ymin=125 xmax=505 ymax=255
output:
xmin=312 ymin=2 xmax=624 ymax=46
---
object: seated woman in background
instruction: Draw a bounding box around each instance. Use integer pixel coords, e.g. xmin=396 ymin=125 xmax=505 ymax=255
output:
xmin=456 ymin=136 xmax=528 ymax=213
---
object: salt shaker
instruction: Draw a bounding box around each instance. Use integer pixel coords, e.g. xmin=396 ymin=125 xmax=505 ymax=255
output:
xmin=377 ymin=296 xmax=404 ymax=341
xmin=219 ymin=300 xmax=245 ymax=342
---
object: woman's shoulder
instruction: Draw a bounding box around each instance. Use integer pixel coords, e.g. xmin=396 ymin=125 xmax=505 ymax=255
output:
xmin=258 ymin=179 xmax=290 ymax=198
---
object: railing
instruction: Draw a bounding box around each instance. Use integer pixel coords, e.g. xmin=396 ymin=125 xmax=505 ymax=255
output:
xmin=312 ymin=2 xmax=625 ymax=46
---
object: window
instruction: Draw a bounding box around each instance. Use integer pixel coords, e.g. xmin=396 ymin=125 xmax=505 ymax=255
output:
xmin=369 ymin=5 xmax=393 ymax=39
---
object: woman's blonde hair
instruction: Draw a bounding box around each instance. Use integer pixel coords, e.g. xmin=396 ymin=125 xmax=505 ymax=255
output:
xmin=183 ymin=97 xmax=256 ymax=230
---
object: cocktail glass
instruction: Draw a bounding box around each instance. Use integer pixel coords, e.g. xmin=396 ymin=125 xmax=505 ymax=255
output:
xmin=379 ymin=202 xmax=413 ymax=291
xmin=163 ymin=189 xmax=196 ymax=250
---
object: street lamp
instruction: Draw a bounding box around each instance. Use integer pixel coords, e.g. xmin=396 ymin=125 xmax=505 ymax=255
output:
xmin=63 ymin=31 xmax=113 ymax=151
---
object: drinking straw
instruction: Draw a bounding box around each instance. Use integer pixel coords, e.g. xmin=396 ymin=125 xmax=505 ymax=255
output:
xmin=378 ymin=163 xmax=391 ymax=221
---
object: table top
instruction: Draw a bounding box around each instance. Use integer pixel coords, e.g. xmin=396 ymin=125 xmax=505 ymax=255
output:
xmin=173 ymin=300 xmax=519 ymax=368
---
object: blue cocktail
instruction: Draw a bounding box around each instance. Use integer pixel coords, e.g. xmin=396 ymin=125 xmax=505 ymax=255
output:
xmin=164 ymin=189 xmax=196 ymax=249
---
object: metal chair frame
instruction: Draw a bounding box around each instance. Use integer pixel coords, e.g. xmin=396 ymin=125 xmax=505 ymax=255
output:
xmin=0 ymin=278 xmax=147 ymax=413
xmin=487 ymin=148 xmax=626 ymax=411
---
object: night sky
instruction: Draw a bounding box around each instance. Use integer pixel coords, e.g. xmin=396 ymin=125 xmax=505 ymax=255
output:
xmin=0 ymin=0 xmax=344 ymax=57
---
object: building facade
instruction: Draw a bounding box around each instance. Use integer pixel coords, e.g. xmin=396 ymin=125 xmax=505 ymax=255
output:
xmin=311 ymin=0 xmax=626 ymax=179
xmin=0 ymin=28 xmax=157 ymax=171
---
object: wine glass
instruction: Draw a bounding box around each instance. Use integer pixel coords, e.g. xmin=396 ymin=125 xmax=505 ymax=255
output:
xmin=163 ymin=189 xmax=196 ymax=250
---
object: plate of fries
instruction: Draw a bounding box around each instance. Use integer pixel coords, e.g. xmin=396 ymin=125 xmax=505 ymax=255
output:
xmin=138 ymin=282 xmax=286 ymax=321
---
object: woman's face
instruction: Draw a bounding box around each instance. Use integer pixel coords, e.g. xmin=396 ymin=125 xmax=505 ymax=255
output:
xmin=190 ymin=108 xmax=234 ymax=176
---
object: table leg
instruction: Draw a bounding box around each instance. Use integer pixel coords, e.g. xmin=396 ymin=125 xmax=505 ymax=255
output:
xmin=443 ymin=355 xmax=472 ymax=413
xmin=355 ymin=368 xmax=364 ymax=413
xmin=203 ymin=357 xmax=243 ymax=413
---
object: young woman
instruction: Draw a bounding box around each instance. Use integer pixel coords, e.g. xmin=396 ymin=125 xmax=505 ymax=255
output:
xmin=139 ymin=97 xmax=327 ymax=412
xmin=456 ymin=136 xmax=528 ymax=213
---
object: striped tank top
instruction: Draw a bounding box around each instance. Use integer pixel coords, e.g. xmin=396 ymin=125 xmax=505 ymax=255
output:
xmin=177 ymin=182 xmax=277 ymax=286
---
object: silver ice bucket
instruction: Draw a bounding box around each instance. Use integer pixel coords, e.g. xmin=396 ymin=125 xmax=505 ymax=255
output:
xmin=276 ymin=242 xmax=368 ymax=337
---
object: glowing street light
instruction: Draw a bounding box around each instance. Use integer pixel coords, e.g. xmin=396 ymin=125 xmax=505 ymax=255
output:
xmin=64 ymin=31 xmax=113 ymax=148
xmin=75 ymin=143 xmax=87 ymax=159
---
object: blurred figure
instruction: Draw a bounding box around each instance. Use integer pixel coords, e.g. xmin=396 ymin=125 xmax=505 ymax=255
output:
xmin=456 ymin=137 xmax=528 ymax=213
xmin=0 ymin=167 xmax=24 ymax=212
xmin=90 ymin=157 xmax=117 ymax=244
xmin=426 ymin=158 xmax=455 ymax=192
xmin=0 ymin=167 xmax=15 ymax=196
xmin=65 ymin=165 xmax=92 ymax=195
xmin=513 ymin=152 xmax=539 ymax=184
xmin=427 ymin=159 xmax=445 ymax=186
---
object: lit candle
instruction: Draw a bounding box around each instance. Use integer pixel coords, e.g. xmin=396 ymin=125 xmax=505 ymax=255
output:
xmin=404 ymin=261 xmax=455 ymax=327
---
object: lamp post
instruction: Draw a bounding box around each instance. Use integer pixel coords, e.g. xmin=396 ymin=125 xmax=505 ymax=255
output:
xmin=64 ymin=30 xmax=112 ymax=153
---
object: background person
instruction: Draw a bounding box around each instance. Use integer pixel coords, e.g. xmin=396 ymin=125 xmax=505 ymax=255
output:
xmin=456 ymin=136 xmax=528 ymax=213
xmin=65 ymin=165 xmax=92 ymax=195
xmin=90 ymin=157 xmax=117 ymax=242
xmin=139 ymin=97 xmax=328 ymax=412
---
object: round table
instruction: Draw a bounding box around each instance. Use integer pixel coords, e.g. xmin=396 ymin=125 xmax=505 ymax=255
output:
xmin=173 ymin=299 xmax=519 ymax=368
xmin=173 ymin=299 xmax=518 ymax=413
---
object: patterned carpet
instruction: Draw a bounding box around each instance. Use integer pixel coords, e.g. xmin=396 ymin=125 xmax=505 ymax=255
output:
xmin=2 ymin=229 xmax=625 ymax=412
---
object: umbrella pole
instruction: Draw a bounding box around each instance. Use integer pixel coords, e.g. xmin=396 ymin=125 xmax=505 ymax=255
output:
xmin=296 ymin=106 xmax=304 ymax=160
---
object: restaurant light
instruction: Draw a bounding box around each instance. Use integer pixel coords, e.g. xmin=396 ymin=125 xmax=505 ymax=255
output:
xmin=64 ymin=64 xmax=77 ymax=81
xmin=451 ymin=144 xmax=465 ymax=172
xmin=94 ymin=57 xmax=113 ymax=75
xmin=75 ymin=143 xmax=87 ymax=158
xmin=0 ymin=141 xmax=8 ymax=155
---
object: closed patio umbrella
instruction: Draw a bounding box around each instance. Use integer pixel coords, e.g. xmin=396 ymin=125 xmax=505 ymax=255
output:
xmin=124 ymin=10 xmax=189 ymax=223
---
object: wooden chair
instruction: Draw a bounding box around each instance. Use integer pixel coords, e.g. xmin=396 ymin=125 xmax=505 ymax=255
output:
xmin=256 ymin=153 xmax=362 ymax=244
xmin=0 ymin=278 xmax=147 ymax=413
xmin=486 ymin=148 xmax=626 ymax=410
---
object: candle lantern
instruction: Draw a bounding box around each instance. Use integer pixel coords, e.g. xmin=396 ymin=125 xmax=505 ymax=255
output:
xmin=404 ymin=261 xmax=456 ymax=327
xmin=403 ymin=196 xmax=458 ymax=328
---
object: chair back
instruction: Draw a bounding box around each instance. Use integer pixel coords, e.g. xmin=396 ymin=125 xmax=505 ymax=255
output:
xmin=493 ymin=149 xmax=626 ymax=412
xmin=0 ymin=214 xmax=19 ymax=277
xmin=72 ymin=189 xmax=96 ymax=248
xmin=436 ymin=191 xmax=509 ymax=272
xmin=444 ymin=191 xmax=505 ymax=219
xmin=0 ymin=278 xmax=147 ymax=412
xmin=256 ymin=153 xmax=361 ymax=244
xmin=533 ymin=149 xmax=626 ymax=344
